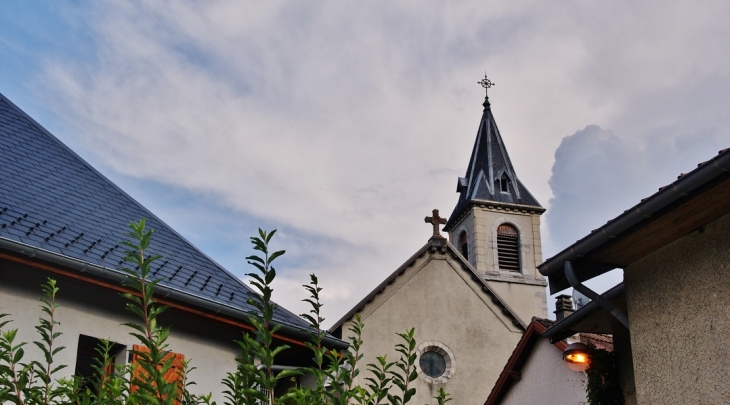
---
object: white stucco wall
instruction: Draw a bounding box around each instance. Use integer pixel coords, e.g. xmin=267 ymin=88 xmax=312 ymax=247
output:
xmin=341 ymin=250 xmax=523 ymax=405
xmin=499 ymin=338 xmax=587 ymax=405
xmin=624 ymin=211 xmax=730 ymax=404
xmin=0 ymin=261 xmax=244 ymax=403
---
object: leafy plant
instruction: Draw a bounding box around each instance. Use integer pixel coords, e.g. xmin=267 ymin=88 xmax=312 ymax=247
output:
xmin=0 ymin=221 xmax=451 ymax=405
xmin=120 ymin=218 xmax=183 ymax=405
xmin=222 ymin=229 xmax=299 ymax=405
xmin=31 ymin=278 xmax=66 ymax=404
xmin=0 ymin=277 xmax=69 ymax=405
xmin=585 ymin=346 xmax=624 ymax=405
xmin=389 ymin=329 xmax=418 ymax=405
xmin=432 ymin=388 xmax=451 ymax=405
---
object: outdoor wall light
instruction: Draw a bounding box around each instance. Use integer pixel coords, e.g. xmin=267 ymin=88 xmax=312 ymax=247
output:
xmin=562 ymin=342 xmax=591 ymax=372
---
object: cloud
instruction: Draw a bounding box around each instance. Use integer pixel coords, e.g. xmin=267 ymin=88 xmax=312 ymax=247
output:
xmin=543 ymin=124 xmax=727 ymax=307
xmin=23 ymin=0 xmax=730 ymax=323
xmin=546 ymin=125 xmax=727 ymax=252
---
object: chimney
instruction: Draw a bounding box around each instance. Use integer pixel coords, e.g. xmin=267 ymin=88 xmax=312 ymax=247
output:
xmin=554 ymin=295 xmax=574 ymax=321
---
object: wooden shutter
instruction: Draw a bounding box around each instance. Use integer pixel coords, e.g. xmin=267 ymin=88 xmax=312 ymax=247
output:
xmin=497 ymin=224 xmax=520 ymax=272
xmin=130 ymin=345 xmax=185 ymax=405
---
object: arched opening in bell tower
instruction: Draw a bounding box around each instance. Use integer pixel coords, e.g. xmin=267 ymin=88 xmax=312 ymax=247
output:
xmin=458 ymin=231 xmax=469 ymax=259
xmin=496 ymin=223 xmax=520 ymax=272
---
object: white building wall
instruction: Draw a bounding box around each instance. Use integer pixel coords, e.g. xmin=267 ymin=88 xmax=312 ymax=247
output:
xmin=0 ymin=261 xmax=243 ymax=403
xmin=499 ymin=338 xmax=587 ymax=405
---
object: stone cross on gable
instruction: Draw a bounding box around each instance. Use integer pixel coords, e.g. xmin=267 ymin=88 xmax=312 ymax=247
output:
xmin=425 ymin=209 xmax=447 ymax=240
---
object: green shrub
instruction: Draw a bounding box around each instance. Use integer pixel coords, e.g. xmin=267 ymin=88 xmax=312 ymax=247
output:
xmin=0 ymin=220 xmax=449 ymax=405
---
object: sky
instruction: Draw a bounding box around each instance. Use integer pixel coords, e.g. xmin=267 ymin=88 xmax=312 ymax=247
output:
xmin=1 ymin=1 xmax=728 ymax=326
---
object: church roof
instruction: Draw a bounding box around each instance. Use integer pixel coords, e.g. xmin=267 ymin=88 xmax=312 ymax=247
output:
xmin=328 ymin=237 xmax=526 ymax=333
xmin=444 ymin=95 xmax=543 ymax=231
xmin=0 ymin=92 xmax=320 ymax=339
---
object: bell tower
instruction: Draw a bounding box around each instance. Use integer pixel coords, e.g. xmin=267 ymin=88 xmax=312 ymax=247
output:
xmin=443 ymin=75 xmax=547 ymax=321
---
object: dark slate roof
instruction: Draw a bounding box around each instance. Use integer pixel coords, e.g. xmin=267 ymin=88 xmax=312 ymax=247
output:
xmin=444 ymin=96 xmax=543 ymax=231
xmin=0 ymin=92 xmax=309 ymax=331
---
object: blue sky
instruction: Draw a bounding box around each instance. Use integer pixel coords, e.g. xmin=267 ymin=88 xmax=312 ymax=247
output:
xmin=2 ymin=1 xmax=728 ymax=324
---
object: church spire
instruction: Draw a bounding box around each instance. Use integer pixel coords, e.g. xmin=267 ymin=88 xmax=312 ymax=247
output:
xmin=444 ymin=76 xmax=543 ymax=231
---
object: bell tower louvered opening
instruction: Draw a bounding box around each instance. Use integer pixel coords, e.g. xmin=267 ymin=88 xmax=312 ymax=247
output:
xmin=497 ymin=224 xmax=520 ymax=272
xmin=459 ymin=231 xmax=469 ymax=260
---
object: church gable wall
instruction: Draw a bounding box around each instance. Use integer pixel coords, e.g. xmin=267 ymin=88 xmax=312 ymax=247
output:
xmin=343 ymin=251 xmax=522 ymax=405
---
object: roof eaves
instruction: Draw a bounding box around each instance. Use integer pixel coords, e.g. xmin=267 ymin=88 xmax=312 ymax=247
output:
xmin=0 ymin=236 xmax=348 ymax=350
xmin=539 ymin=148 xmax=730 ymax=290
xmin=444 ymin=199 xmax=545 ymax=232
xmin=328 ymin=241 xmax=433 ymax=332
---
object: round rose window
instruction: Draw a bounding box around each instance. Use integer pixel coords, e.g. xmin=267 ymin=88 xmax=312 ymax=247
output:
xmin=416 ymin=341 xmax=455 ymax=384
xmin=419 ymin=350 xmax=446 ymax=377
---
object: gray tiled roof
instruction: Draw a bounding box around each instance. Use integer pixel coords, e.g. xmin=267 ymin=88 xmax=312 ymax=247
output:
xmin=0 ymin=92 xmax=309 ymax=331
xmin=444 ymin=97 xmax=543 ymax=230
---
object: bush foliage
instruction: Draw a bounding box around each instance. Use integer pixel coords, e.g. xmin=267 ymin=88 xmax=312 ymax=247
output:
xmin=0 ymin=220 xmax=450 ymax=405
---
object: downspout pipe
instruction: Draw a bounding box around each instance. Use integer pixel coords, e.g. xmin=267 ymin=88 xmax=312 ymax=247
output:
xmin=565 ymin=261 xmax=629 ymax=329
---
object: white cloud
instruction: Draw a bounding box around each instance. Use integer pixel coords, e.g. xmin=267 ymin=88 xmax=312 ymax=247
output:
xmin=33 ymin=0 xmax=730 ymax=324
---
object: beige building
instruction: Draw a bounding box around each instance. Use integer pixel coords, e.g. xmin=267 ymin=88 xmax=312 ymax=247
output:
xmin=540 ymin=147 xmax=730 ymax=404
xmin=330 ymin=87 xmax=548 ymax=404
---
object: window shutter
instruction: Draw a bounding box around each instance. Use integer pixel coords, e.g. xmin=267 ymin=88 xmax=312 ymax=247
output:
xmin=130 ymin=345 xmax=185 ymax=405
xmin=497 ymin=224 xmax=520 ymax=272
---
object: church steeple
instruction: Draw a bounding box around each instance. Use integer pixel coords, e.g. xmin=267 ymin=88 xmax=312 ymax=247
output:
xmin=444 ymin=75 xmax=543 ymax=232
xmin=442 ymin=75 xmax=547 ymax=321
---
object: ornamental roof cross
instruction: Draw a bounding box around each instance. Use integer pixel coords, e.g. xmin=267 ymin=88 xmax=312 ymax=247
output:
xmin=425 ymin=209 xmax=447 ymax=240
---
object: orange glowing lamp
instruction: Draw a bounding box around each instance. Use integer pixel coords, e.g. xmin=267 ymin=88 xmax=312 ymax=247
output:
xmin=562 ymin=342 xmax=591 ymax=372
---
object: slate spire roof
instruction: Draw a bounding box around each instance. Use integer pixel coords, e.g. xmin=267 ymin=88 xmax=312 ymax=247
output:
xmin=0 ymin=92 xmax=310 ymax=331
xmin=444 ymin=94 xmax=543 ymax=231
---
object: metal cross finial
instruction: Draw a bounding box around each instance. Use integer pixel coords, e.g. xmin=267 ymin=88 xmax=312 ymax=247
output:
xmin=478 ymin=73 xmax=495 ymax=97
xmin=425 ymin=209 xmax=447 ymax=240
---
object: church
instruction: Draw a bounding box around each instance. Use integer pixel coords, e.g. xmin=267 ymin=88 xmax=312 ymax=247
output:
xmin=330 ymin=77 xmax=548 ymax=404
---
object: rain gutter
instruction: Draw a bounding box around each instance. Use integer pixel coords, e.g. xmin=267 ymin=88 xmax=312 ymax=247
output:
xmin=538 ymin=148 xmax=730 ymax=288
xmin=0 ymin=237 xmax=348 ymax=351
